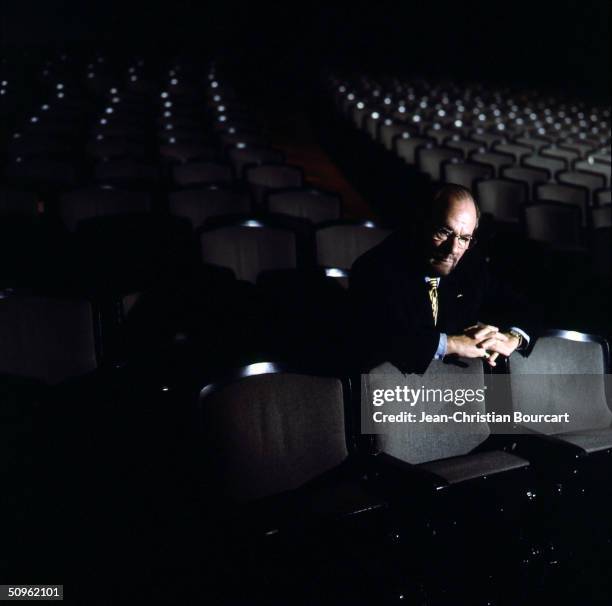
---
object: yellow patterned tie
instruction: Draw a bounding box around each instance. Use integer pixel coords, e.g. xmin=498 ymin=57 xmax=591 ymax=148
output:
xmin=426 ymin=278 xmax=439 ymax=325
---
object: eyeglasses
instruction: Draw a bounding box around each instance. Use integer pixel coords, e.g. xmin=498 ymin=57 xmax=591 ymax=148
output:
xmin=432 ymin=226 xmax=476 ymax=249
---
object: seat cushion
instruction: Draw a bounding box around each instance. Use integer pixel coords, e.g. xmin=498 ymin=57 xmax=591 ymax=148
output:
xmin=555 ymin=427 xmax=612 ymax=453
xmin=418 ymin=450 xmax=529 ymax=484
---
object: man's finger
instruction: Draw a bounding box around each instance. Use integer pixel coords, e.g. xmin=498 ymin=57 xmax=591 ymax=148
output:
xmin=473 ymin=326 xmax=499 ymax=340
xmin=478 ymin=337 xmax=503 ymax=350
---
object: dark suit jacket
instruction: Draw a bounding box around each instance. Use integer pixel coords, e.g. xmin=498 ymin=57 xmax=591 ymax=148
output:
xmin=349 ymin=230 xmax=533 ymax=374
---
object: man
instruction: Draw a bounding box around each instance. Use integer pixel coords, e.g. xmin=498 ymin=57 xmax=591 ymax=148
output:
xmin=349 ymin=184 xmax=530 ymax=374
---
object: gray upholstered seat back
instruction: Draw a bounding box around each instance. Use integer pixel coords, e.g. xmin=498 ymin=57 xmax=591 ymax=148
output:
xmin=0 ymin=295 xmax=98 ymax=384
xmin=508 ymin=335 xmax=611 ymax=434
xmin=476 ymin=179 xmax=527 ymax=223
xmin=501 ymin=167 xmax=549 ymax=197
xmin=59 ymin=188 xmax=152 ymax=231
xmin=395 ymin=136 xmax=430 ymax=164
xmin=267 ymin=189 xmax=341 ymax=223
xmin=201 ymin=373 xmax=348 ymax=502
xmin=536 ymin=183 xmax=588 ymax=224
xmin=380 ymin=124 xmax=408 ymax=151
xmin=200 ymin=225 xmax=297 ymax=283
xmin=592 ymin=205 xmax=611 ymax=229
xmin=524 ymin=203 xmax=582 ymax=249
xmin=173 ymin=162 xmax=233 ymax=186
xmin=227 ymin=147 xmax=284 ymax=178
xmin=418 ymin=148 xmax=461 ymax=181
xmin=316 ymin=224 xmax=391 ymax=270
xmin=523 ymin=154 xmax=565 ymax=177
xmin=558 ymin=171 xmax=606 ymax=196
xmin=575 ymin=160 xmax=610 ymax=187
xmin=444 ymin=162 xmax=492 ymax=190
xmin=168 ymin=188 xmax=250 ymax=228
xmin=362 ymin=359 xmax=489 ymax=464
xmin=470 ymin=152 xmax=513 ymax=176
xmin=246 ymin=165 xmax=303 ymax=189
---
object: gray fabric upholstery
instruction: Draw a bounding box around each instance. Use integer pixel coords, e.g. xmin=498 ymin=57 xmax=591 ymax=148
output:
xmin=470 ymin=132 xmax=503 ymax=149
xmin=596 ymin=189 xmax=611 ymax=205
xmin=395 ymin=136 xmax=431 ymax=164
xmin=169 ymin=188 xmax=250 ymax=228
xmin=380 ymin=123 xmax=409 ymax=151
xmin=159 ymin=142 xmax=215 ymax=163
xmin=425 ymin=128 xmax=455 ymax=146
xmin=561 ymin=140 xmax=595 ymax=158
xmin=420 ymin=450 xmax=528 ymax=484
xmin=200 ymin=225 xmax=297 ymax=283
xmin=228 ymin=147 xmax=284 ymax=178
xmin=246 ymin=165 xmax=303 ymax=206
xmin=267 ymin=189 xmax=341 ymax=223
xmin=523 ymin=154 xmax=565 ymax=177
xmin=476 ymin=179 xmax=527 ymax=223
xmin=592 ymin=206 xmax=611 ymax=229
xmin=558 ymin=171 xmax=606 ymax=196
xmin=316 ymin=224 xmax=391 ymax=270
xmin=575 ymin=160 xmax=611 ymax=187
xmin=444 ymin=162 xmax=492 ymax=190
xmin=446 ymin=139 xmax=481 ymax=158
xmin=514 ymin=136 xmax=551 ymax=153
xmin=535 ymin=184 xmax=588 ymax=225
xmin=59 ymin=188 xmax=152 ymax=231
xmin=554 ymin=428 xmax=612 ymax=453
xmin=173 ymin=161 xmax=233 ymax=186
xmin=501 ymin=167 xmax=549 ymax=196
xmin=246 ymin=165 xmax=303 ymax=189
xmin=470 ymin=152 xmax=514 ymax=176
xmin=364 ymin=114 xmax=382 ymax=139
xmin=363 ymin=359 xmax=490 ymax=464
xmin=201 ymin=373 xmax=348 ymax=502
xmin=0 ymin=295 xmax=97 ymax=384
xmin=493 ymin=143 xmax=532 ymax=162
xmin=508 ymin=336 xmax=612 ymax=434
xmin=541 ymin=146 xmax=579 ymax=166
xmin=524 ymin=203 xmax=582 ymax=249
xmin=418 ymin=148 xmax=462 ymax=181
xmin=0 ymin=189 xmax=39 ymax=217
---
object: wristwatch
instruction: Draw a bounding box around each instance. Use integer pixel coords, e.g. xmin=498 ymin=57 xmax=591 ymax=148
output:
xmin=508 ymin=329 xmax=523 ymax=349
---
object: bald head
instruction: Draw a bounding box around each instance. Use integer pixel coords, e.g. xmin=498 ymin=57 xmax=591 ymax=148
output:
xmin=431 ymin=184 xmax=479 ymax=227
xmin=425 ymin=185 xmax=479 ymax=276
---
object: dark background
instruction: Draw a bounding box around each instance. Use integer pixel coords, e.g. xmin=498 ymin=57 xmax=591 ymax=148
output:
xmin=1 ymin=0 xmax=610 ymax=102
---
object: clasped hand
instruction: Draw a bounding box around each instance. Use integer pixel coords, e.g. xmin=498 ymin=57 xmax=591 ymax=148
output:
xmin=446 ymin=324 xmax=521 ymax=367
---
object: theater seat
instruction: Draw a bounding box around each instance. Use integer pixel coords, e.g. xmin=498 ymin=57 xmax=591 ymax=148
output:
xmin=476 ymin=178 xmax=528 ymax=224
xmin=267 ymin=188 xmax=341 ymax=223
xmin=420 ymin=450 xmax=529 ymax=484
xmin=0 ymin=292 xmax=99 ymax=384
xmin=59 ymin=187 xmax=152 ymax=231
xmin=362 ymin=358 xmax=529 ymax=479
xmin=245 ymin=163 xmax=304 ymax=207
xmin=168 ymin=186 xmax=251 ymax=228
xmin=196 ymin=363 xmax=402 ymax=605
xmin=199 ymin=220 xmax=298 ymax=283
xmin=315 ymin=221 xmax=391 ymax=272
xmin=507 ymin=331 xmax=612 ymax=453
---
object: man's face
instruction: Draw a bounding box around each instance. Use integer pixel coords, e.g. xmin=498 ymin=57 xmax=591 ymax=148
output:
xmin=426 ymin=197 xmax=478 ymax=276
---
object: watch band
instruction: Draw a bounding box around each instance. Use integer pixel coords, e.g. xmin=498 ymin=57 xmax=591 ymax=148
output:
xmin=508 ymin=329 xmax=523 ymax=349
